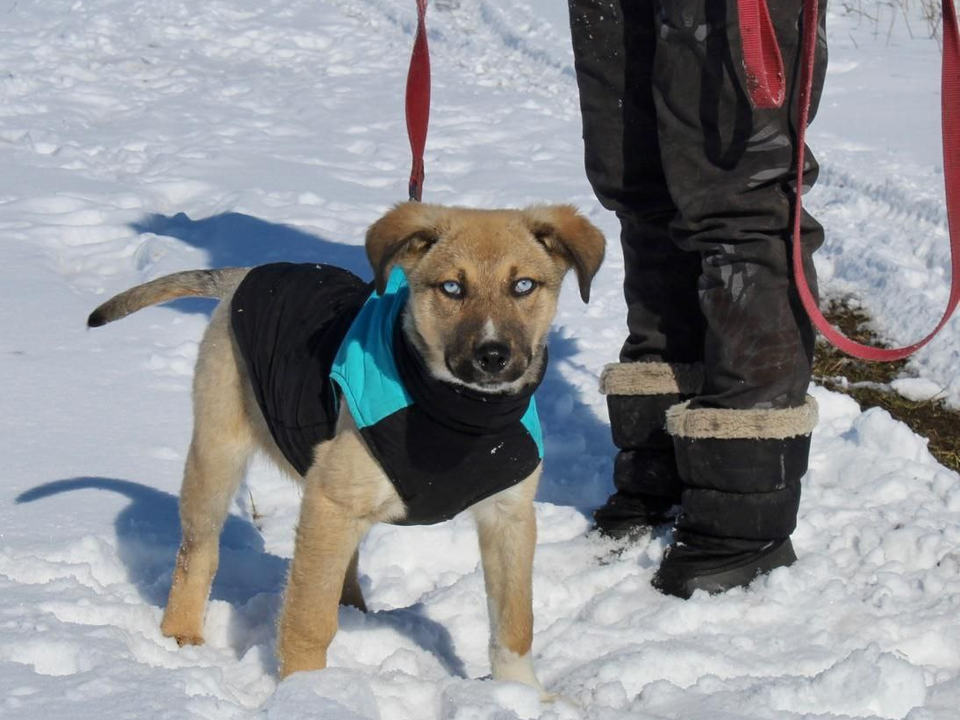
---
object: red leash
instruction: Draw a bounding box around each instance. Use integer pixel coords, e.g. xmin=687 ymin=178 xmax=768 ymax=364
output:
xmin=738 ymin=0 xmax=786 ymax=108
xmin=738 ymin=0 xmax=960 ymax=361
xmin=406 ymin=0 xmax=430 ymax=201
xmin=404 ymin=1 xmax=958 ymax=358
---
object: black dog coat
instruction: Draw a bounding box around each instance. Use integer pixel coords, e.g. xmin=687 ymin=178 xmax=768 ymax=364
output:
xmin=231 ymin=263 xmax=544 ymax=525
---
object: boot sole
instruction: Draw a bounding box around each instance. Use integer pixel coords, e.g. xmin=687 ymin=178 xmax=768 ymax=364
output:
xmin=655 ymin=539 xmax=797 ymax=599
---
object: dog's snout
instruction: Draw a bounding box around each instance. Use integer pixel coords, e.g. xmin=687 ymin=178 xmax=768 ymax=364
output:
xmin=474 ymin=342 xmax=511 ymax=374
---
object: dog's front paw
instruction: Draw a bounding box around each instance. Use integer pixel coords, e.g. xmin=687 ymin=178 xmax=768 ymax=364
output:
xmin=172 ymin=634 xmax=205 ymax=647
xmin=161 ymin=613 xmax=205 ymax=647
xmin=490 ymin=648 xmax=549 ymax=698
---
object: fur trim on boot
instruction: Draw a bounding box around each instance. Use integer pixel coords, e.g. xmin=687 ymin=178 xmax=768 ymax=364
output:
xmin=666 ymin=396 xmax=818 ymax=440
xmin=600 ymin=361 xmax=703 ymax=396
xmin=602 ymin=362 xmax=703 ymax=450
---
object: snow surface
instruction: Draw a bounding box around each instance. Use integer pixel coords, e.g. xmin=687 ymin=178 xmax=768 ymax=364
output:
xmin=1 ymin=1 xmax=958 ymax=719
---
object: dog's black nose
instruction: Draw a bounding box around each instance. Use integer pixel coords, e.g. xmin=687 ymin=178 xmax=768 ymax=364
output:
xmin=474 ymin=342 xmax=511 ymax=374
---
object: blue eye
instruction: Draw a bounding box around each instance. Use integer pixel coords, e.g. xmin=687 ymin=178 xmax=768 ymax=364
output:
xmin=513 ymin=278 xmax=536 ymax=296
xmin=441 ymin=280 xmax=464 ymax=298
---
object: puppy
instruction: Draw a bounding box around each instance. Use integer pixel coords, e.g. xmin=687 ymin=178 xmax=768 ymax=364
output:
xmin=88 ymin=202 xmax=604 ymax=695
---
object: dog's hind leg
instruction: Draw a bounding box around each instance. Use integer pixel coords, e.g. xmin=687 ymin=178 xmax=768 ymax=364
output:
xmin=473 ymin=469 xmax=548 ymax=698
xmin=161 ymin=308 xmax=255 ymax=646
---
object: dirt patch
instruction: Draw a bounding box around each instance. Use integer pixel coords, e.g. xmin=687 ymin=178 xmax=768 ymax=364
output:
xmin=813 ymin=300 xmax=959 ymax=472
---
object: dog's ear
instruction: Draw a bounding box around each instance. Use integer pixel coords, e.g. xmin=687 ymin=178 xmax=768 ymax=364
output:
xmin=523 ymin=205 xmax=605 ymax=302
xmin=366 ymin=202 xmax=445 ymax=294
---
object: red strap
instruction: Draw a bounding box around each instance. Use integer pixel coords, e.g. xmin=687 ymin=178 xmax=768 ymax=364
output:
xmin=738 ymin=0 xmax=786 ymax=108
xmin=406 ymin=0 xmax=430 ymax=202
xmin=739 ymin=0 xmax=960 ymax=361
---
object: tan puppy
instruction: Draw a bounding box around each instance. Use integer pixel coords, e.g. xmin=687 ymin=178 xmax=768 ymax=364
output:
xmin=88 ymin=202 xmax=604 ymax=696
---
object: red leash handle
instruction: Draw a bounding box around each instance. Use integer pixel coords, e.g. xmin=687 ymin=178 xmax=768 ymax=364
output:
xmin=739 ymin=0 xmax=960 ymax=361
xmin=406 ymin=0 xmax=430 ymax=202
xmin=738 ymin=0 xmax=786 ymax=108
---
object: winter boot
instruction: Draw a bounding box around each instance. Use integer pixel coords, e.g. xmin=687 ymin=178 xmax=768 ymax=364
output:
xmin=593 ymin=361 xmax=702 ymax=539
xmin=652 ymin=397 xmax=819 ymax=598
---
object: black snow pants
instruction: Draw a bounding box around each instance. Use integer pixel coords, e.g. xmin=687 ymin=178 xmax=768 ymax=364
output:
xmin=570 ymin=0 xmax=827 ymax=545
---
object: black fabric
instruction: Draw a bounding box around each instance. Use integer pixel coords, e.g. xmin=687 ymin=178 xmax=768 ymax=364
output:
xmin=607 ymin=392 xmax=688 ymax=507
xmin=673 ymin=433 xmax=810 ymax=541
xmin=568 ymin=0 xmax=829 ymax=410
xmin=356 ymin=322 xmax=543 ymax=526
xmin=231 ymin=263 xmax=373 ymax=476
xmin=673 ymin=434 xmax=811 ymax=493
xmin=607 ymin=392 xmax=683 ymax=450
xmin=359 ymin=408 xmax=541 ymax=526
xmin=231 ymin=262 xmax=543 ymax=527
xmin=680 ymin=485 xmax=802 ymax=540
xmin=593 ymin=446 xmax=683 ymax=537
xmin=595 ymin=392 xmax=687 ymax=535
xmin=594 ymin=393 xmax=687 ymax=533
xmin=613 ymin=449 xmax=683 ymax=500
xmin=593 ymin=490 xmax=678 ymax=539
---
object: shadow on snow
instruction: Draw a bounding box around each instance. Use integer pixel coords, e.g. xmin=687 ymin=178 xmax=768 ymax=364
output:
xmin=15 ymin=477 xmax=467 ymax=679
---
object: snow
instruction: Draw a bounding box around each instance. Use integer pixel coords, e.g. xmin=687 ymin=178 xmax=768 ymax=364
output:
xmin=892 ymin=377 xmax=947 ymax=402
xmin=1 ymin=1 xmax=958 ymax=719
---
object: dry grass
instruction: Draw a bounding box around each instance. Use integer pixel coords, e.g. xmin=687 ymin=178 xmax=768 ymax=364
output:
xmin=248 ymin=488 xmax=264 ymax=531
xmin=813 ymin=300 xmax=959 ymax=472
xmin=840 ymin=0 xmax=943 ymax=45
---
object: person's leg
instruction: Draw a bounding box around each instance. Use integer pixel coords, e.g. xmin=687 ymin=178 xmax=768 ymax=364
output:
xmin=648 ymin=0 xmax=828 ymax=596
xmin=569 ymin=0 xmax=705 ymax=536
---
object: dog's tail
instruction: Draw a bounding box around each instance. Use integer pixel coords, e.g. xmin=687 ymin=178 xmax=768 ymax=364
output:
xmin=87 ymin=268 xmax=249 ymax=328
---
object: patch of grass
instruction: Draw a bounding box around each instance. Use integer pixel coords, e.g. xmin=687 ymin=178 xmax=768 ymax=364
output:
xmin=813 ymin=299 xmax=959 ymax=472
